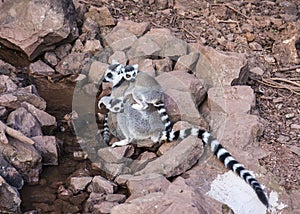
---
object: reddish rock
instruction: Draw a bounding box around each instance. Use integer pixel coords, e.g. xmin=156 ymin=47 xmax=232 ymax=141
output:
xmin=69 ymin=177 xmax=93 ymax=194
xmin=87 ymin=175 xmax=118 ymax=194
xmin=207 ymin=86 xmax=256 ymax=115
xmin=0 ymin=0 xmax=78 ymax=61
xmin=195 ymin=43 xmax=248 ymax=88
xmin=109 ymin=51 xmax=128 ymax=65
xmin=93 ymin=201 xmax=118 ymax=214
xmin=104 ymin=27 xmax=137 ymax=52
xmin=32 ymin=136 xmax=58 ymax=165
xmin=0 ymin=176 xmax=21 ymax=213
xmin=124 ymin=173 xmax=171 ymax=200
xmin=0 ymin=75 xmax=18 ymax=92
xmin=29 ymin=60 xmax=55 ymax=76
xmin=135 ymin=136 xmax=203 ymax=178
xmin=117 ymin=20 xmax=150 ymax=37
xmin=174 ymin=52 xmax=200 ymax=72
xmin=84 ymin=6 xmax=115 ymax=27
xmin=97 ymin=145 xmax=134 ymax=163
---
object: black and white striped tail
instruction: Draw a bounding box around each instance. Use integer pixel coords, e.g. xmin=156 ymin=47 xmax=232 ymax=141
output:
xmin=153 ymin=101 xmax=172 ymax=132
xmin=160 ymin=128 xmax=269 ymax=208
xmin=103 ymin=115 xmax=111 ymax=144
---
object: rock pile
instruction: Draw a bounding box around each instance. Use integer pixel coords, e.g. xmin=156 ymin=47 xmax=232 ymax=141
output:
xmin=0 ymin=0 xmax=294 ymax=213
xmin=0 ymin=66 xmax=58 ymax=212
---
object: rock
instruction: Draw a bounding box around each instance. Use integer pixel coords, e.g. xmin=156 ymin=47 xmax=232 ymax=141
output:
xmin=152 ymin=57 xmax=173 ymax=72
xmin=0 ymin=75 xmax=18 ymax=93
xmin=0 ymin=0 xmax=78 ymax=61
xmin=91 ymin=161 xmax=132 ymax=180
xmin=129 ymin=59 xmax=156 ymax=76
xmin=127 ymin=36 xmax=162 ymax=59
xmin=88 ymin=61 xmax=108 ymax=84
xmin=111 ymin=177 xmax=219 ymax=213
xmin=105 ymin=194 xmax=127 ymax=203
xmin=32 ymin=136 xmax=58 ymax=165
xmin=69 ymin=177 xmax=93 ymax=194
xmin=84 ymin=6 xmax=115 ymax=27
xmin=104 ymin=26 xmax=137 ymax=52
xmin=272 ymin=21 xmax=300 ymax=65
xmin=81 ymin=17 xmax=100 ymax=40
xmin=0 ymin=59 xmax=17 ymax=75
xmin=0 ymin=89 xmax=47 ymax=110
xmin=117 ymin=20 xmax=150 ymax=37
xmin=111 ymin=192 xmax=164 ymax=214
xmin=249 ymin=42 xmax=263 ymax=51
xmin=195 ymin=43 xmax=248 ymax=88
xmin=83 ymin=39 xmax=102 ymax=53
xmin=121 ymin=173 xmax=171 ymax=200
xmin=93 ymin=201 xmax=118 ymax=214
xmin=157 ymin=141 xmax=178 ymax=156
xmin=109 ymin=51 xmax=128 ymax=65
xmin=207 ymin=86 xmax=256 ymax=115
xmin=0 ymin=138 xmax=42 ymax=184
xmin=0 ymin=176 xmax=21 ymax=213
xmin=69 ymin=192 xmax=89 ymax=206
xmin=44 ymin=52 xmax=59 ymax=67
xmin=83 ymin=192 xmax=105 ymax=213
xmin=135 ymin=136 xmax=203 ymax=178
xmin=0 ymin=106 xmax=7 ymax=120
xmin=87 ymin=175 xmax=118 ymax=194
xmin=55 ymin=52 xmax=89 ymax=76
xmin=174 ymin=52 xmax=200 ymax=72
xmin=7 ymin=107 xmax=43 ymax=137
xmin=21 ymin=102 xmax=56 ymax=127
xmin=29 ymin=60 xmax=55 ymax=76
xmin=249 ymin=67 xmax=264 ymax=79
xmin=0 ymin=154 xmax=24 ymax=189
xmin=55 ymin=44 xmax=73 ymax=60
xmin=163 ymin=89 xmax=208 ymax=127
xmin=97 ymin=145 xmax=134 ymax=164
xmin=156 ymin=70 xmax=207 ymax=107
xmin=156 ymin=0 xmax=169 ymax=10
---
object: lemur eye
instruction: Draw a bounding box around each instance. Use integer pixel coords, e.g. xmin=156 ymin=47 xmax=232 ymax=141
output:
xmin=106 ymin=73 xmax=112 ymax=78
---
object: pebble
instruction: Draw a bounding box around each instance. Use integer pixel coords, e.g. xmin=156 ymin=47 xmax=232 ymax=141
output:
xmin=285 ymin=113 xmax=295 ymax=119
xmin=290 ymin=124 xmax=300 ymax=129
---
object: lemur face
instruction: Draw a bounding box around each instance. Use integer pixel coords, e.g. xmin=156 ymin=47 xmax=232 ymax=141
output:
xmin=122 ymin=64 xmax=138 ymax=81
xmin=103 ymin=63 xmax=124 ymax=86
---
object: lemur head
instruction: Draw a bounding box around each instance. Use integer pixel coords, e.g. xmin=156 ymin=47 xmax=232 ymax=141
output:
xmin=103 ymin=60 xmax=124 ymax=87
xmin=122 ymin=64 xmax=139 ymax=81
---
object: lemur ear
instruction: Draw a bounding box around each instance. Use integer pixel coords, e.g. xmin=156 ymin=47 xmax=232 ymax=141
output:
xmin=132 ymin=64 xmax=138 ymax=70
xmin=111 ymin=60 xmax=119 ymax=65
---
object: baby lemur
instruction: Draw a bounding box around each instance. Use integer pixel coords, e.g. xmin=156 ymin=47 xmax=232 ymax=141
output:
xmin=98 ymin=61 xmax=269 ymax=208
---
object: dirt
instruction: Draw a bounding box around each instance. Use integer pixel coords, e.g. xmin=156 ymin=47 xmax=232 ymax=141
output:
xmin=93 ymin=0 xmax=300 ymax=193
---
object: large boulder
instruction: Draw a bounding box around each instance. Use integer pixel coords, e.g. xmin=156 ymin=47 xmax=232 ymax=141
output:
xmin=0 ymin=0 xmax=78 ymax=61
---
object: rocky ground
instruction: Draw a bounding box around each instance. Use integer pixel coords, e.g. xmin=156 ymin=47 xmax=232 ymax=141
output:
xmin=0 ymin=0 xmax=299 ymax=214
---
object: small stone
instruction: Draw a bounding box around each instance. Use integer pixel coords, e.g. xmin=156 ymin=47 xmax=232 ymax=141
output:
xmin=44 ymin=52 xmax=58 ymax=66
xmin=69 ymin=177 xmax=93 ymax=193
xmin=85 ymin=6 xmax=115 ymax=27
xmin=244 ymin=32 xmax=255 ymax=42
xmin=87 ymin=175 xmax=118 ymax=194
xmin=93 ymin=201 xmax=117 ymax=214
xmin=29 ymin=60 xmax=55 ymax=76
xmin=285 ymin=113 xmax=295 ymax=119
xmin=291 ymin=124 xmax=300 ymax=129
xmin=264 ymin=55 xmax=276 ymax=64
xmin=83 ymin=39 xmax=102 ymax=53
xmin=249 ymin=42 xmax=263 ymax=51
xmin=109 ymin=51 xmax=128 ymax=65
xmin=117 ymin=20 xmax=150 ymax=37
xmin=105 ymin=194 xmax=127 ymax=203
xmin=88 ymin=61 xmax=108 ymax=84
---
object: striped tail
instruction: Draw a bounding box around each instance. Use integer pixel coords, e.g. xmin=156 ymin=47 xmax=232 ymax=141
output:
xmin=153 ymin=101 xmax=172 ymax=132
xmin=103 ymin=114 xmax=111 ymax=144
xmin=160 ymin=128 xmax=269 ymax=208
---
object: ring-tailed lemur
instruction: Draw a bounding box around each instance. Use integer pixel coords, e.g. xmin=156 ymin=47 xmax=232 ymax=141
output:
xmin=98 ymin=62 xmax=269 ymax=208
xmin=102 ymin=61 xmax=172 ymax=132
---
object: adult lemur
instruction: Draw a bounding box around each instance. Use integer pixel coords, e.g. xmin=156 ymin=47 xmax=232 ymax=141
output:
xmin=98 ymin=62 xmax=269 ymax=208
